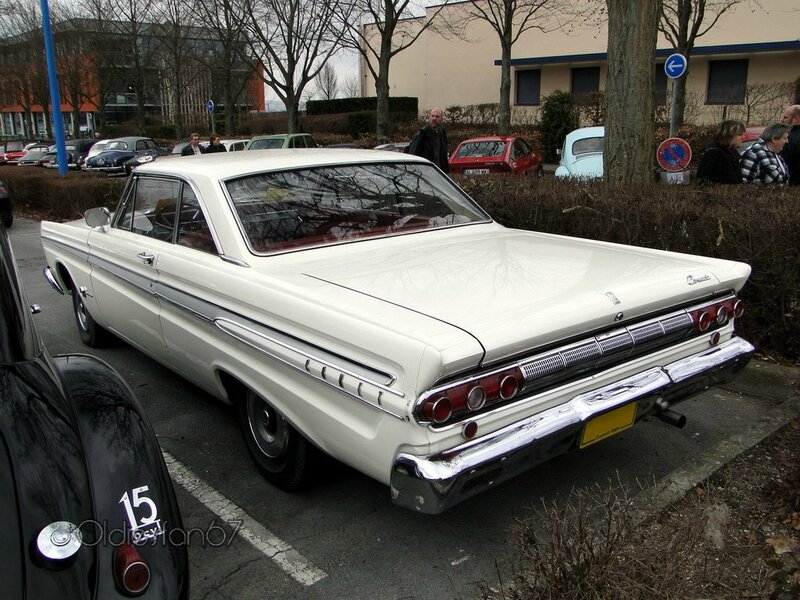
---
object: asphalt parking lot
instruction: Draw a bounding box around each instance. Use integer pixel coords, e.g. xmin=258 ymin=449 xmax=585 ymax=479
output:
xmin=9 ymin=217 xmax=800 ymax=599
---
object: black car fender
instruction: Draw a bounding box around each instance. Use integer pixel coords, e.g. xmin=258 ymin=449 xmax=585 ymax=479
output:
xmin=54 ymin=353 xmax=189 ymax=599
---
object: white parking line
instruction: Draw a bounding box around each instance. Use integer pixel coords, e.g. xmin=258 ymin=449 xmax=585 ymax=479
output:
xmin=162 ymin=451 xmax=327 ymax=586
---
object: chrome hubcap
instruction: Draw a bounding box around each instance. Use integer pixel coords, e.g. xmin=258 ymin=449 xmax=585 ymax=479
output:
xmin=247 ymin=393 xmax=288 ymax=459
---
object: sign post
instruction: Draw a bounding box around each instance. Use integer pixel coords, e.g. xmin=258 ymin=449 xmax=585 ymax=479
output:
xmin=665 ymin=53 xmax=687 ymax=138
xmin=656 ymin=137 xmax=692 ymax=184
xmin=207 ymin=99 xmax=215 ymax=135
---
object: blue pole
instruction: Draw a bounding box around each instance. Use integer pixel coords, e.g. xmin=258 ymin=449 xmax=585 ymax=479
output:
xmin=40 ymin=0 xmax=69 ymax=176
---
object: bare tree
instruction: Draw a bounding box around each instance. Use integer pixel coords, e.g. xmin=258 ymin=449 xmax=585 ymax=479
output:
xmin=313 ymin=62 xmax=339 ymax=100
xmin=659 ymin=0 xmax=745 ymax=130
xmin=605 ymin=0 xmax=662 ymax=186
xmin=241 ymin=0 xmax=349 ymax=132
xmin=337 ymin=0 xmax=451 ymax=142
xmin=107 ymin=0 xmax=159 ymax=133
xmin=50 ymin=3 xmax=97 ymax=138
xmin=4 ymin=1 xmax=49 ymax=138
xmin=150 ymin=0 xmax=203 ymax=139
xmin=340 ymin=74 xmax=361 ymax=98
xmin=191 ymin=0 xmax=260 ymax=136
xmin=452 ymin=0 xmax=585 ymax=135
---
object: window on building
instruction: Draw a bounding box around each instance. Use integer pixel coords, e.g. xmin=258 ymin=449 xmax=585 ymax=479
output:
xmin=707 ymin=59 xmax=748 ymax=104
xmin=655 ymin=65 xmax=668 ymax=106
xmin=571 ymin=67 xmax=600 ymax=96
xmin=515 ymin=69 xmax=541 ymax=105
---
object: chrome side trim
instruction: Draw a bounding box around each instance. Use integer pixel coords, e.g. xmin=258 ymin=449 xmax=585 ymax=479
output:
xmin=41 ymin=235 xmax=90 ymax=264
xmin=391 ymin=337 xmax=754 ymax=513
xmin=216 ymin=318 xmax=406 ymax=419
xmin=43 ymin=266 xmax=65 ymax=295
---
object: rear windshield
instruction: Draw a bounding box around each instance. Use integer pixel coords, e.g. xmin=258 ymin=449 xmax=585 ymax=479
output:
xmin=454 ymin=141 xmax=507 ymax=159
xmin=249 ymin=139 xmax=285 ymax=150
xmin=572 ymin=137 xmax=604 ymax=155
xmin=106 ymin=140 xmax=130 ymax=151
xmin=4 ymin=141 xmax=23 ymax=152
xmin=225 ymin=162 xmax=490 ymax=253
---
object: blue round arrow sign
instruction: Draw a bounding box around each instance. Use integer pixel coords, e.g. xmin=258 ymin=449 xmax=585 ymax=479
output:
xmin=207 ymin=99 xmax=215 ymax=113
xmin=664 ymin=53 xmax=687 ymax=79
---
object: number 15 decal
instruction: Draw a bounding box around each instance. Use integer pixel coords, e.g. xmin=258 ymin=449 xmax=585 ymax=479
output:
xmin=120 ymin=485 xmax=159 ymax=530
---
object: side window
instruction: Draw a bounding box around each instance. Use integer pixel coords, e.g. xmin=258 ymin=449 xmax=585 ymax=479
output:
xmin=177 ymin=185 xmax=218 ymax=255
xmin=289 ymin=137 xmax=298 ymax=148
xmin=117 ymin=178 xmax=181 ymax=241
xmin=306 ymin=136 xmax=317 ymax=148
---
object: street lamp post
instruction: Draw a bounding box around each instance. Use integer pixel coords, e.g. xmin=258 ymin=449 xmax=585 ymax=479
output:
xmin=40 ymin=0 xmax=69 ymax=175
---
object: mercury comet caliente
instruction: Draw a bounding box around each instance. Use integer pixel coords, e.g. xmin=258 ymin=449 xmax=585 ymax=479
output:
xmin=1 ymin=225 xmax=188 ymax=597
xmin=40 ymin=150 xmax=754 ymax=513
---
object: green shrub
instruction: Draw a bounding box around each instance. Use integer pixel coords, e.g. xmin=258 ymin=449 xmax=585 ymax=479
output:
xmin=539 ymin=91 xmax=579 ymax=163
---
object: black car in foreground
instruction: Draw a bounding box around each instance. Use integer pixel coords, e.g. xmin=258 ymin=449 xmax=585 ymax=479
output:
xmin=0 ymin=225 xmax=188 ymax=598
xmin=0 ymin=179 xmax=11 ymax=227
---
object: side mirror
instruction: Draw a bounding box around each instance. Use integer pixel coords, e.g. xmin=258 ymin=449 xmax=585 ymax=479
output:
xmin=84 ymin=206 xmax=111 ymax=228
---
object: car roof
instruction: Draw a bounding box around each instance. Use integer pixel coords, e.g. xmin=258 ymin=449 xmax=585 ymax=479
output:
xmin=134 ymin=148 xmax=428 ymax=180
xmin=249 ymin=133 xmax=311 ymax=140
xmin=457 ymin=135 xmax=516 ymax=144
xmin=107 ymin=136 xmax=153 ymax=144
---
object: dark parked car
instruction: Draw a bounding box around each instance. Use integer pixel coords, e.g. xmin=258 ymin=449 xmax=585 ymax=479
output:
xmin=1 ymin=226 xmax=188 ymax=597
xmin=84 ymin=136 xmax=166 ymax=174
xmin=0 ymin=179 xmax=11 ymax=227
xmin=449 ymin=135 xmax=543 ymax=176
xmin=16 ymin=146 xmax=51 ymax=166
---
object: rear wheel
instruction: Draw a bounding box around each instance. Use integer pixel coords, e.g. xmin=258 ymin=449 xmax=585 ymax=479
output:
xmin=239 ymin=388 xmax=316 ymax=490
xmin=71 ymin=282 xmax=112 ymax=347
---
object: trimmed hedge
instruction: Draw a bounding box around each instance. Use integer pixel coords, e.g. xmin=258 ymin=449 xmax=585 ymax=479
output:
xmin=306 ymin=96 xmax=418 ymax=116
xmin=3 ymin=165 xmax=797 ymax=361
xmin=455 ymin=176 xmax=800 ymax=362
xmin=1 ymin=166 xmax=124 ymax=221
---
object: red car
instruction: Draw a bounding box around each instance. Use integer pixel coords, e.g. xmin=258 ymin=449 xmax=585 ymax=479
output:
xmin=739 ymin=126 xmax=765 ymax=155
xmin=449 ymin=135 xmax=542 ymax=176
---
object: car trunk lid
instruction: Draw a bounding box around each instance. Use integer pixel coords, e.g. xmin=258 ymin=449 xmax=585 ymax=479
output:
xmin=297 ymin=227 xmax=750 ymax=363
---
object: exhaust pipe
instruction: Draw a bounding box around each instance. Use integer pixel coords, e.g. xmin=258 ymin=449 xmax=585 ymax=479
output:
xmin=656 ymin=407 xmax=687 ymax=428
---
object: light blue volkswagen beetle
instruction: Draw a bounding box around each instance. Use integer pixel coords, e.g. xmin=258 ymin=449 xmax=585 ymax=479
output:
xmin=555 ymin=126 xmax=605 ymax=179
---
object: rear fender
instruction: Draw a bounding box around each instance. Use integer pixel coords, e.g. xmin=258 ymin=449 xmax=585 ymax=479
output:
xmin=55 ymin=354 xmax=188 ymax=599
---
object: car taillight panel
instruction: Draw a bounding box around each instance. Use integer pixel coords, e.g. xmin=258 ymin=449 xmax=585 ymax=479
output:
xmin=417 ymin=295 xmax=743 ymax=427
xmin=417 ymin=366 xmax=524 ymax=425
xmin=688 ymin=297 xmax=743 ymax=332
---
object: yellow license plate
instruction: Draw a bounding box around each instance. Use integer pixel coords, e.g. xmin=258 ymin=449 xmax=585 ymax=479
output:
xmin=580 ymin=403 xmax=637 ymax=449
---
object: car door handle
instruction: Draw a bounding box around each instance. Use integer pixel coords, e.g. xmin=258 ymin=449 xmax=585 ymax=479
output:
xmin=137 ymin=251 xmax=155 ymax=265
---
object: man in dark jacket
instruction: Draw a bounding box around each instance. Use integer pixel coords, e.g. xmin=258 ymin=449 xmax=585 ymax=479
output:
xmin=181 ymin=132 xmax=205 ymax=156
xmin=407 ymin=107 xmax=449 ymax=173
xmin=780 ymin=104 xmax=800 ymax=186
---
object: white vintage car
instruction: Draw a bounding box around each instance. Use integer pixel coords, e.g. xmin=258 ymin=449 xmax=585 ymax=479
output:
xmin=41 ymin=150 xmax=754 ymax=513
xmin=555 ymin=126 xmax=605 ymax=179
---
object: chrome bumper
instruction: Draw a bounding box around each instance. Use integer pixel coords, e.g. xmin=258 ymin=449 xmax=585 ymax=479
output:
xmin=390 ymin=337 xmax=755 ymax=514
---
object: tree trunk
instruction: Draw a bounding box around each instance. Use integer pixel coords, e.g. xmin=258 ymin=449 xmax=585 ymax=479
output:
xmin=375 ymin=51 xmax=391 ymax=143
xmin=498 ymin=43 xmax=511 ymax=135
xmin=604 ymin=0 xmax=661 ymax=187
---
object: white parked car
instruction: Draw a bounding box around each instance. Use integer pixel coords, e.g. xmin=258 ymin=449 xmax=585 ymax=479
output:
xmin=41 ymin=150 xmax=754 ymax=513
xmin=555 ymin=126 xmax=604 ymax=179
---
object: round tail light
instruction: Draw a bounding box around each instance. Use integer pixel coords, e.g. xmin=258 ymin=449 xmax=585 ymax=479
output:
xmin=499 ymin=375 xmax=520 ymax=399
xmin=113 ymin=543 xmax=150 ymax=595
xmin=423 ymin=397 xmax=453 ymax=424
xmin=715 ymin=306 xmax=729 ymax=325
xmin=733 ymin=299 xmax=744 ymax=318
xmin=466 ymin=386 xmax=486 ymax=411
xmin=697 ymin=311 xmax=711 ymax=331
